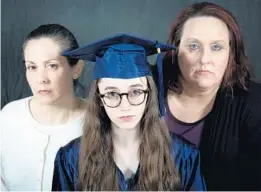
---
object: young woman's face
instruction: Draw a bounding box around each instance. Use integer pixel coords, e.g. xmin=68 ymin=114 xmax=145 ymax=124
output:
xmin=98 ymin=77 xmax=148 ymax=130
xmin=178 ymin=16 xmax=230 ymax=90
xmin=24 ymin=37 xmax=80 ymax=105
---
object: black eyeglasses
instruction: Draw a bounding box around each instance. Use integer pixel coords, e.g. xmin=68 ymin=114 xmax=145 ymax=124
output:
xmin=99 ymin=89 xmax=149 ymax=108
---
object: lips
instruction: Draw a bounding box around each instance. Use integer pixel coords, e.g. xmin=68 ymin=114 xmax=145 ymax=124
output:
xmin=119 ymin=115 xmax=135 ymax=122
xmin=38 ymin=90 xmax=52 ymax=95
xmin=197 ymin=70 xmax=214 ymax=74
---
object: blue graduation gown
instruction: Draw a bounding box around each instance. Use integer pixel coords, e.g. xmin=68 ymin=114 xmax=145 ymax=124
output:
xmin=52 ymin=133 xmax=206 ymax=191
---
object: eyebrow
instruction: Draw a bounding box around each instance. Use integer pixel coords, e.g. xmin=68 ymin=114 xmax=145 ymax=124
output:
xmin=23 ymin=60 xmax=35 ymax=64
xmin=104 ymin=86 xmax=119 ymax=91
xmin=23 ymin=59 xmax=59 ymax=64
xmin=211 ymin=40 xmax=226 ymax=44
xmin=185 ymin=38 xmax=226 ymax=43
xmin=129 ymin=84 xmax=144 ymax=88
xmin=104 ymin=84 xmax=144 ymax=91
xmin=44 ymin=59 xmax=59 ymax=64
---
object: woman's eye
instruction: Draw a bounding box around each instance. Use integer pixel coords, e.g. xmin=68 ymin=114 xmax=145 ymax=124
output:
xmin=105 ymin=92 xmax=119 ymax=99
xmin=211 ymin=44 xmax=222 ymax=51
xmin=130 ymin=89 xmax=143 ymax=96
xmin=26 ymin=66 xmax=36 ymax=70
xmin=189 ymin=43 xmax=199 ymax=50
xmin=47 ymin=63 xmax=58 ymax=69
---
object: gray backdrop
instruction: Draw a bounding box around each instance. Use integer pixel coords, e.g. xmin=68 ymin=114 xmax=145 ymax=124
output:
xmin=1 ymin=0 xmax=261 ymax=108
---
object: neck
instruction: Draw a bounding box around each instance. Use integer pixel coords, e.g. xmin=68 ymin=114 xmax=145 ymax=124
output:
xmin=29 ymin=95 xmax=82 ymax=125
xmin=111 ymin=124 xmax=140 ymax=148
xmin=177 ymin=78 xmax=219 ymax=103
xmin=112 ymin=124 xmax=140 ymax=179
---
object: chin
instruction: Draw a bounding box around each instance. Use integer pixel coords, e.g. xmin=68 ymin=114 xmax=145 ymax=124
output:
xmin=114 ymin=120 xmax=140 ymax=130
xmin=34 ymin=95 xmax=60 ymax=105
xmin=196 ymin=79 xmax=219 ymax=89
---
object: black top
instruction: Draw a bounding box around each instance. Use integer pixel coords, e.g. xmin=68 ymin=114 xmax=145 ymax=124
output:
xmin=195 ymin=81 xmax=261 ymax=190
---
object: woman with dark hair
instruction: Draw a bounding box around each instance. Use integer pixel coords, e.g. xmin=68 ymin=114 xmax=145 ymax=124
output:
xmin=160 ymin=2 xmax=261 ymax=190
xmin=52 ymin=34 xmax=206 ymax=191
xmin=1 ymin=24 xmax=86 ymax=191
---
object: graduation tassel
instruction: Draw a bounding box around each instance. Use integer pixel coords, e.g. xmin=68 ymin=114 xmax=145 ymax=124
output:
xmin=156 ymin=47 xmax=166 ymax=117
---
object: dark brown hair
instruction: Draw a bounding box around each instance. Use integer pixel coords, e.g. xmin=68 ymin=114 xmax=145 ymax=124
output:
xmin=163 ymin=2 xmax=252 ymax=94
xmin=23 ymin=24 xmax=79 ymax=67
xmin=23 ymin=24 xmax=84 ymax=90
xmin=78 ymin=76 xmax=180 ymax=190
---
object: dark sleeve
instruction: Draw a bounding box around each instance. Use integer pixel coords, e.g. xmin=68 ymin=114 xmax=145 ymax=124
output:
xmin=240 ymin=83 xmax=261 ymax=190
xmin=182 ymin=148 xmax=207 ymax=191
xmin=52 ymin=147 xmax=76 ymax=191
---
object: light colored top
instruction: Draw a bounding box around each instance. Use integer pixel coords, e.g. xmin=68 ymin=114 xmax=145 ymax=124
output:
xmin=0 ymin=97 xmax=85 ymax=191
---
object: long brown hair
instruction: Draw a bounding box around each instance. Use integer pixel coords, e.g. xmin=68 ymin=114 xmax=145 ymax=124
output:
xmin=78 ymin=76 xmax=180 ymax=190
xmin=163 ymin=2 xmax=252 ymax=94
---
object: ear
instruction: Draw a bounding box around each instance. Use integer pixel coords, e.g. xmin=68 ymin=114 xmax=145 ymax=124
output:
xmin=72 ymin=60 xmax=84 ymax=80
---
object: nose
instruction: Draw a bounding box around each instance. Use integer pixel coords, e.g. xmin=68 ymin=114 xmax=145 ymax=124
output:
xmin=37 ymin=69 xmax=49 ymax=84
xmin=119 ymin=95 xmax=131 ymax=109
xmin=200 ymin=48 xmax=212 ymax=65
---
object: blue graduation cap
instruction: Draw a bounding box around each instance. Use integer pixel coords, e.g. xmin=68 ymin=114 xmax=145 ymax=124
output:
xmin=62 ymin=34 xmax=176 ymax=117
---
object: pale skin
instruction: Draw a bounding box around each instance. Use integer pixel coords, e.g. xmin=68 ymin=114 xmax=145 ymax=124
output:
xmin=24 ymin=37 xmax=86 ymax=125
xmin=168 ymin=16 xmax=230 ymax=123
xmin=98 ymin=77 xmax=148 ymax=179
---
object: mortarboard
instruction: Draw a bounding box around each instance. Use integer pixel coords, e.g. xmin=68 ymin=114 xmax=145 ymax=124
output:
xmin=62 ymin=34 xmax=176 ymax=117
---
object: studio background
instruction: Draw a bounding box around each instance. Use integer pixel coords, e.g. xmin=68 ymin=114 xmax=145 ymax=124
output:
xmin=1 ymin=0 xmax=261 ymax=108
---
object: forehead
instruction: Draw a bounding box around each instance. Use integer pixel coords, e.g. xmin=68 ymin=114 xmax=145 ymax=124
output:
xmin=24 ymin=37 xmax=62 ymax=60
xmin=98 ymin=77 xmax=148 ymax=90
xmin=181 ymin=16 xmax=230 ymax=42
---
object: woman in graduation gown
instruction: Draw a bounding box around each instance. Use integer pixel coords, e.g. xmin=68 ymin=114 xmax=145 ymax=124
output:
xmin=159 ymin=2 xmax=261 ymax=190
xmin=51 ymin=34 xmax=206 ymax=191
